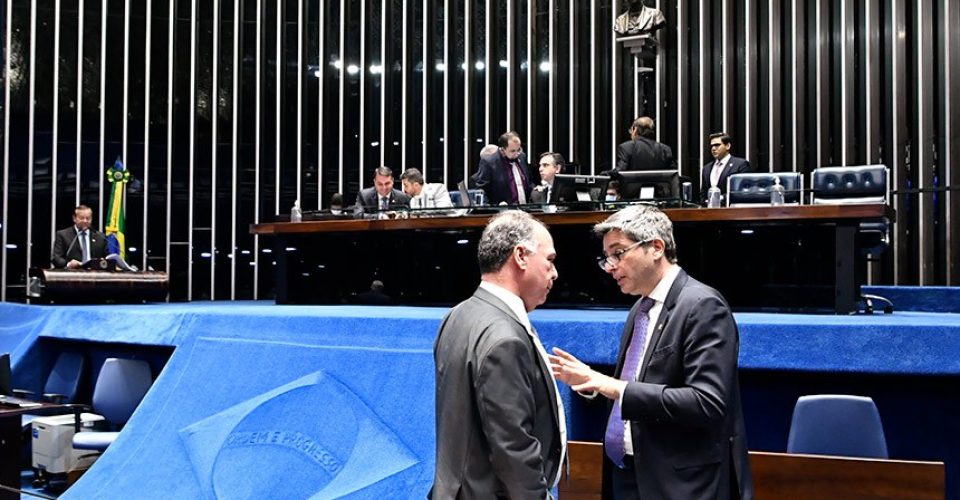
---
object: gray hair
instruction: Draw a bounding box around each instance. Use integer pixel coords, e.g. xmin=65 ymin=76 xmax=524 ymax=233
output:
xmin=479 ymin=144 xmax=499 ymax=158
xmin=593 ymin=205 xmax=678 ymax=263
xmin=477 ymin=211 xmax=545 ymax=274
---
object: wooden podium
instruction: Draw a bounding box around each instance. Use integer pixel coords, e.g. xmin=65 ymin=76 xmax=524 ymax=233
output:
xmin=31 ymin=268 xmax=169 ymax=303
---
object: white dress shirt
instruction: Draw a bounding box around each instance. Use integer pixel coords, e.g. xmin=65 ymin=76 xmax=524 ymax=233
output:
xmin=710 ymin=154 xmax=731 ymax=187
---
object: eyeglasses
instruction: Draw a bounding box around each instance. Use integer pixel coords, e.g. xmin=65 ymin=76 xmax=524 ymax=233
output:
xmin=709 ymin=143 xmax=724 ymax=149
xmin=596 ymin=240 xmax=647 ymax=270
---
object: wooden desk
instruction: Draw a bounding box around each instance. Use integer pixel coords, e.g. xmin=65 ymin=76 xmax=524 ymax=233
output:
xmin=558 ymin=441 xmax=944 ymax=500
xmin=251 ymin=204 xmax=892 ymax=312
xmin=0 ymin=402 xmax=65 ymax=499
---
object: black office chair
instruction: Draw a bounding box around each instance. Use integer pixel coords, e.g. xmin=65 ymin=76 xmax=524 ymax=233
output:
xmin=811 ymin=165 xmax=889 ymax=205
xmin=726 ymin=172 xmax=803 ymax=206
xmin=811 ymin=165 xmax=893 ymax=314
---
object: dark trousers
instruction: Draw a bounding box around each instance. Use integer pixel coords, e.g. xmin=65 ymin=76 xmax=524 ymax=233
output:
xmin=610 ymin=455 xmax=641 ymax=500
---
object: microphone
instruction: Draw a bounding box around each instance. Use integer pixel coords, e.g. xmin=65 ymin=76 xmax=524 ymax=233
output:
xmin=64 ymin=231 xmax=79 ymax=262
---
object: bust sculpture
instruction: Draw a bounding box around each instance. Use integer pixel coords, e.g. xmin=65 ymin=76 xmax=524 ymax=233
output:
xmin=614 ymin=0 xmax=667 ymax=36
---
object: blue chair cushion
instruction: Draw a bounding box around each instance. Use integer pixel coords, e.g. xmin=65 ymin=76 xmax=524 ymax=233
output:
xmin=73 ymin=430 xmax=120 ymax=451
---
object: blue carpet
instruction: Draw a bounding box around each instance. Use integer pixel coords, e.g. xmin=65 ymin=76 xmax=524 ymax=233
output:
xmin=1 ymin=301 xmax=959 ymax=499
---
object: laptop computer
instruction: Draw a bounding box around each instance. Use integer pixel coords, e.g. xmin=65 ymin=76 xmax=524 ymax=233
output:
xmin=456 ymin=180 xmax=473 ymax=208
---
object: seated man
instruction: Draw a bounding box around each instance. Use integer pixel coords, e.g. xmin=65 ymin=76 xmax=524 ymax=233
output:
xmin=355 ymin=166 xmax=411 ymax=212
xmin=474 ymin=131 xmax=534 ymax=205
xmin=605 ymin=180 xmax=622 ymax=201
xmin=530 ymin=152 xmax=565 ymax=204
xmin=51 ymin=205 xmax=108 ymax=269
xmin=329 ymin=193 xmax=345 ymax=214
xmin=400 ymin=168 xmax=453 ymax=209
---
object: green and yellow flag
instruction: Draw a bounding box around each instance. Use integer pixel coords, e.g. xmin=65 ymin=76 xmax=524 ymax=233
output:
xmin=105 ymin=158 xmax=130 ymax=260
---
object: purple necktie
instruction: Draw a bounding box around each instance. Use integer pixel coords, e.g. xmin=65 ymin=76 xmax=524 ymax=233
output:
xmin=604 ymin=297 xmax=656 ymax=467
xmin=505 ymin=160 xmax=526 ymax=204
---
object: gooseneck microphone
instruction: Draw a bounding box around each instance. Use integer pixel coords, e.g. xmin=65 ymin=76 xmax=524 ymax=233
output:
xmin=63 ymin=230 xmax=80 ymax=263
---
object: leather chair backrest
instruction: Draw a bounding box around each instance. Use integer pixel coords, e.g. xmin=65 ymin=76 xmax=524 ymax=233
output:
xmin=92 ymin=358 xmax=153 ymax=426
xmin=727 ymin=172 xmax=803 ymax=205
xmin=812 ymin=165 xmax=888 ymax=204
xmin=44 ymin=352 xmax=86 ymax=403
xmin=787 ymin=394 xmax=889 ymax=459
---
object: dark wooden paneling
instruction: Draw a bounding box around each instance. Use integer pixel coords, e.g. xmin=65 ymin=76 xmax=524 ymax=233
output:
xmin=559 ymin=442 xmax=945 ymax=500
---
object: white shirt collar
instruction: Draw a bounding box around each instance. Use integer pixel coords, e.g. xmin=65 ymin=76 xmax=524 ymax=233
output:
xmin=715 ymin=154 xmax=731 ymax=166
xmin=479 ymin=280 xmax=532 ymax=332
xmin=646 ymin=264 xmax=681 ymax=305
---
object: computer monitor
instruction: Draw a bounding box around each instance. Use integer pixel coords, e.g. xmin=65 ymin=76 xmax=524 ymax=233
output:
xmin=0 ymin=353 xmax=11 ymax=396
xmin=618 ymin=170 xmax=681 ymax=201
xmin=551 ymin=174 xmax=611 ymax=203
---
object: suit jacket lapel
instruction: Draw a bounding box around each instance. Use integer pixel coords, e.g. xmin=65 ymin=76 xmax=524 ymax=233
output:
xmin=474 ymin=287 xmax=562 ymax=432
xmin=638 ymin=269 xmax=689 ymax=380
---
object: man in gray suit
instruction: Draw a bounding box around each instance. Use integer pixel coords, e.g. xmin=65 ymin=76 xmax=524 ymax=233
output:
xmin=432 ymin=210 xmax=565 ymax=499
xmin=550 ymin=205 xmax=753 ymax=500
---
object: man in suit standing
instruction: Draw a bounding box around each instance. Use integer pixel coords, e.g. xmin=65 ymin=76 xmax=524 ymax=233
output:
xmin=530 ymin=152 xmax=564 ymax=205
xmin=550 ymin=205 xmax=753 ymax=500
xmin=432 ymin=210 xmax=565 ymax=499
xmin=355 ymin=166 xmax=411 ymax=212
xmin=614 ymin=117 xmax=676 ymax=173
xmin=400 ymin=168 xmax=453 ymax=209
xmin=701 ymin=132 xmax=750 ymax=205
xmin=51 ymin=205 xmax=108 ymax=269
xmin=474 ymin=131 xmax=534 ymax=205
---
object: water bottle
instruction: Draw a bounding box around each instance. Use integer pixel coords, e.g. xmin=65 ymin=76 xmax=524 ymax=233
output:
xmin=290 ymin=200 xmax=302 ymax=222
xmin=770 ymin=176 xmax=785 ymax=206
xmin=706 ymin=186 xmax=722 ymax=208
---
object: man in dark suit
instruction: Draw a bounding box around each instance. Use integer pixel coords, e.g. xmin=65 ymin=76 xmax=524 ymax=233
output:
xmin=51 ymin=205 xmax=108 ymax=269
xmin=701 ymin=132 xmax=750 ymax=205
xmin=530 ymin=152 xmax=565 ymax=204
xmin=550 ymin=205 xmax=753 ymax=500
xmin=432 ymin=210 xmax=565 ymax=499
xmin=355 ymin=166 xmax=411 ymax=212
xmin=614 ymin=117 xmax=676 ymax=172
xmin=474 ymin=131 xmax=534 ymax=205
